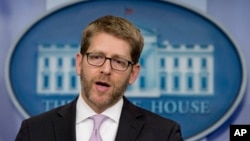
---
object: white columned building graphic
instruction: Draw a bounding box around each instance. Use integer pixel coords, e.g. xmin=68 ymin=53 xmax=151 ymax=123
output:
xmin=36 ymin=26 xmax=214 ymax=97
xmin=36 ymin=44 xmax=79 ymax=95
xmin=155 ymin=42 xmax=214 ymax=96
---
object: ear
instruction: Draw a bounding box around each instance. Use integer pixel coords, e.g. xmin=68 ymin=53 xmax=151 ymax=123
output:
xmin=128 ymin=63 xmax=140 ymax=85
xmin=75 ymin=52 xmax=83 ymax=75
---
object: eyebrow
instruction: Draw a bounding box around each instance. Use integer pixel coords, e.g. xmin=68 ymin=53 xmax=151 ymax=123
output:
xmin=88 ymin=51 xmax=130 ymax=60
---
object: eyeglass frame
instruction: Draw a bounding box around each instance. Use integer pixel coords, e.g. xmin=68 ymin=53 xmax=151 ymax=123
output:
xmin=83 ymin=52 xmax=135 ymax=71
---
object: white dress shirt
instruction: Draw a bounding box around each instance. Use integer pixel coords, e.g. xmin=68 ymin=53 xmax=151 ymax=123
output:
xmin=76 ymin=94 xmax=123 ymax=141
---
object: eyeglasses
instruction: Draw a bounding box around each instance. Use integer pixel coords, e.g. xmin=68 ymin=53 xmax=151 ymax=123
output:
xmin=84 ymin=52 xmax=134 ymax=71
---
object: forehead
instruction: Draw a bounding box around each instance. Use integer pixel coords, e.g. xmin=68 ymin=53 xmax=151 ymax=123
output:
xmin=88 ymin=32 xmax=131 ymax=58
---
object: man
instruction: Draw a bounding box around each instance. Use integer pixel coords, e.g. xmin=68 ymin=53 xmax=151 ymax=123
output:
xmin=15 ymin=15 xmax=183 ymax=141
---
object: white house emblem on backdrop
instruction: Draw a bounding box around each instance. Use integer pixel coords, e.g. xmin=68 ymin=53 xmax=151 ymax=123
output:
xmin=36 ymin=27 xmax=214 ymax=97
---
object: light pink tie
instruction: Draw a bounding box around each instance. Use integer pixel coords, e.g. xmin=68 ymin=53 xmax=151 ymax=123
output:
xmin=89 ymin=114 xmax=107 ymax=141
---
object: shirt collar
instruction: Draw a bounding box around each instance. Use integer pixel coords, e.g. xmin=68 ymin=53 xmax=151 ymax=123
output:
xmin=76 ymin=93 xmax=123 ymax=124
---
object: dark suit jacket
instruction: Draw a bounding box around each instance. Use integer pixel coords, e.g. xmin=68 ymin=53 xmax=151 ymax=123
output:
xmin=15 ymin=97 xmax=183 ymax=141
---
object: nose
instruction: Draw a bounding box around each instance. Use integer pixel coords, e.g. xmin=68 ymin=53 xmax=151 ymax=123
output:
xmin=100 ymin=59 xmax=112 ymax=74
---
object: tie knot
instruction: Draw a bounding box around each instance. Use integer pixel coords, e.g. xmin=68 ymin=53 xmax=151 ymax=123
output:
xmin=90 ymin=114 xmax=107 ymax=130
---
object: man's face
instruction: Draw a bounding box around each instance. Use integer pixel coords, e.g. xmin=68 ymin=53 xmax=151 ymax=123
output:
xmin=76 ymin=32 xmax=140 ymax=113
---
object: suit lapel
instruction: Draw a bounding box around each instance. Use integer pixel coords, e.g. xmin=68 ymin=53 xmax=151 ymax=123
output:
xmin=53 ymin=98 xmax=77 ymax=141
xmin=115 ymin=97 xmax=144 ymax=141
xmin=50 ymin=97 xmax=144 ymax=141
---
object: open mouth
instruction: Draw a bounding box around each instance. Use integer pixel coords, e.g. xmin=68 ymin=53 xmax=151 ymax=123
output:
xmin=96 ymin=82 xmax=110 ymax=87
xmin=95 ymin=81 xmax=110 ymax=92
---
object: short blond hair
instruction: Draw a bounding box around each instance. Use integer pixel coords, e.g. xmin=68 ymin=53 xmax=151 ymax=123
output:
xmin=80 ymin=15 xmax=144 ymax=64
